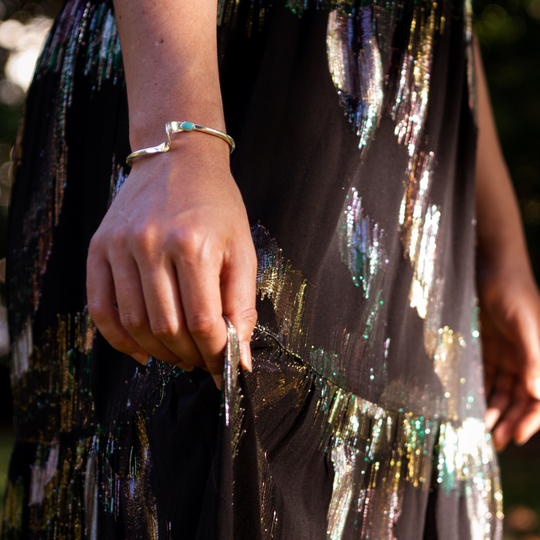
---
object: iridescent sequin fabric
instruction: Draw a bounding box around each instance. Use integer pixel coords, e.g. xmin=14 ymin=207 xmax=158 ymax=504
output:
xmin=238 ymin=330 xmax=502 ymax=540
xmin=3 ymin=0 xmax=500 ymax=538
xmin=7 ymin=0 xmax=124 ymax=339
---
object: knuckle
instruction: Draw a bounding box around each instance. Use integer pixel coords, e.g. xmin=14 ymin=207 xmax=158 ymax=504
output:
xmin=88 ymin=233 xmax=101 ymax=253
xmin=150 ymin=318 xmax=179 ymax=340
xmin=132 ymin=224 xmax=158 ymax=253
xmin=87 ymin=301 xmax=107 ymax=324
xmin=120 ymin=311 xmax=147 ymax=332
xmin=239 ymin=307 xmax=258 ymax=327
xmin=186 ymin=312 xmax=219 ymax=337
xmin=88 ymin=232 xmax=105 ymax=255
xmin=171 ymin=227 xmax=210 ymax=259
xmin=172 ymin=229 xmax=197 ymax=252
xmin=109 ymin=228 xmax=127 ymax=248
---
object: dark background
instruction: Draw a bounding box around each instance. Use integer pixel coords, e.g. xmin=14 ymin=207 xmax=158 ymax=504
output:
xmin=0 ymin=0 xmax=539 ymax=535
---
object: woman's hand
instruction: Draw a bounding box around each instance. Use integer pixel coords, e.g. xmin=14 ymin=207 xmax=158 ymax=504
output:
xmin=86 ymin=0 xmax=256 ymax=387
xmin=480 ymin=271 xmax=540 ymax=450
xmin=87 ymin=137 xmax=257 ymax=388
xmin=474 ymin=37 xmax=540 ymax=448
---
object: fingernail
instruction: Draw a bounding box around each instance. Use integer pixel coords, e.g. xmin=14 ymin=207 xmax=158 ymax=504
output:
xmin=212 ymin=374 xmax=223 ymax=390
xmin=514 ymin=436 xmax=527 ymax=447
xmin=533 ymin=378 xmax=540 ymax=400
xmin=132 ymin=353 xmax=150 ymax=366
xmin=241 ymin=341 xmax=252 ymax=372
xmin=493 ymin=435 xmax=504 ymax=452
xmin=178 ymin=363 xmax=194 ymax=372
xmin=485 ymin=409 xmax=499 ymax=430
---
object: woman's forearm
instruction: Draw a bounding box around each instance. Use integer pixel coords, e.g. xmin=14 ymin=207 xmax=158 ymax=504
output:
xmin=113 ymin=0 xmax=226 ymax=152
xmin=474 ymin=39 xmax=540 ymax=449
xmin=474 ymin=38 xmax=534 ymax=289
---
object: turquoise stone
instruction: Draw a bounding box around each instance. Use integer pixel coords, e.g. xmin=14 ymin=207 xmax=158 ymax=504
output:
xmin=182 ymin=121 xmax=194 ymax=131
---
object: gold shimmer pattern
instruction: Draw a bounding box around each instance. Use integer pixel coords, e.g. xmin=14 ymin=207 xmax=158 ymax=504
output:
xmin=326 ymin=8 xmax=384 ymax=154
xmin=5 ymin=299 xmax=179 ymax=536
xmin=246 ymin=329 xmax=503 ymax=540
xmin=408 ymin=204 xmax=441 ymax=319
xmin=321 ymin=0 xmax=455 ymax=411
xmin=323 ymin=0 xmax=445 ymax=167
xmin=217 ymin=0 xmax=270 ymax=36
xmin=248 ymin=219 xmax=499 ymax=537
xmin=11 ymin=310 xmax=96 ymax=441
xmin=399 ymin=151 xmax=434 ymax=263
xmin=121 ymin=413 xmax=160 ymax=539
xmin=8 ymin=0 xmax=123 ymax=336
xmin=1 ymin=478 xmax=25 ymax=534
xmin=254 ymin=224 xmax=314 ymax=355
xmin=3 ymin=369 xmax=180 ymax=538
xmin=437 ymin=420 xmax=504 ymax=540
xmin=254 ymin=222 xmax=478 ymax=421
xmin=3 ymin=316 xmax=500 ymax=538
xmin=397 ymin=149 xmax=481 ymax=420
xmin=255 ymin=224 xmax=388 ymax=393
xmin=392 ymin=1 xmax=440 ymax=162
xmin=431 ymin=326 xmax=467 ymax=418
xmin=395 ymin=146 xmax=475 ymax=419
xmin=397 ymin=139 xmax=441 ymax=327
xmin=323 ymin=0 xmax=474 ymax=421
xmin=400 ymin=164 xmax=473 ymax=420
xmin=27 ymin=439 xmax=87 ymax=536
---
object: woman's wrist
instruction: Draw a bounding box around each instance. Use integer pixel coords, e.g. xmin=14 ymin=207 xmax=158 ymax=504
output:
xmin=128 ymin=135 xmax=233 ymax=184
xmin=476 ymin=246 xmax=537 ymax=304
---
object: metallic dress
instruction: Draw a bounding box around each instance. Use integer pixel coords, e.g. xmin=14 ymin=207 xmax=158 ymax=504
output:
xmin=1 ymin=0 xmax=503 ymax=538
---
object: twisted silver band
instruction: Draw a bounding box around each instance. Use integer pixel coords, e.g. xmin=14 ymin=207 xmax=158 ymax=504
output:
xmin=126 ymin=121 xmax=235 ymax=165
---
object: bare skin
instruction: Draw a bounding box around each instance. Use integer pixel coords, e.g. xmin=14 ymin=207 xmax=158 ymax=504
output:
xmin=86 ymin=0 xmax=257 ymax=389
xmin=87 ymin=0 xmax=540 ymax=448
xmin=474 ymin=40 xmax=540 ymax=450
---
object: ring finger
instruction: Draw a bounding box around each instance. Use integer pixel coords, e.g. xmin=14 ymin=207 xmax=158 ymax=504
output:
xmin=109 ymin=250 xmax=192 ymax=368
